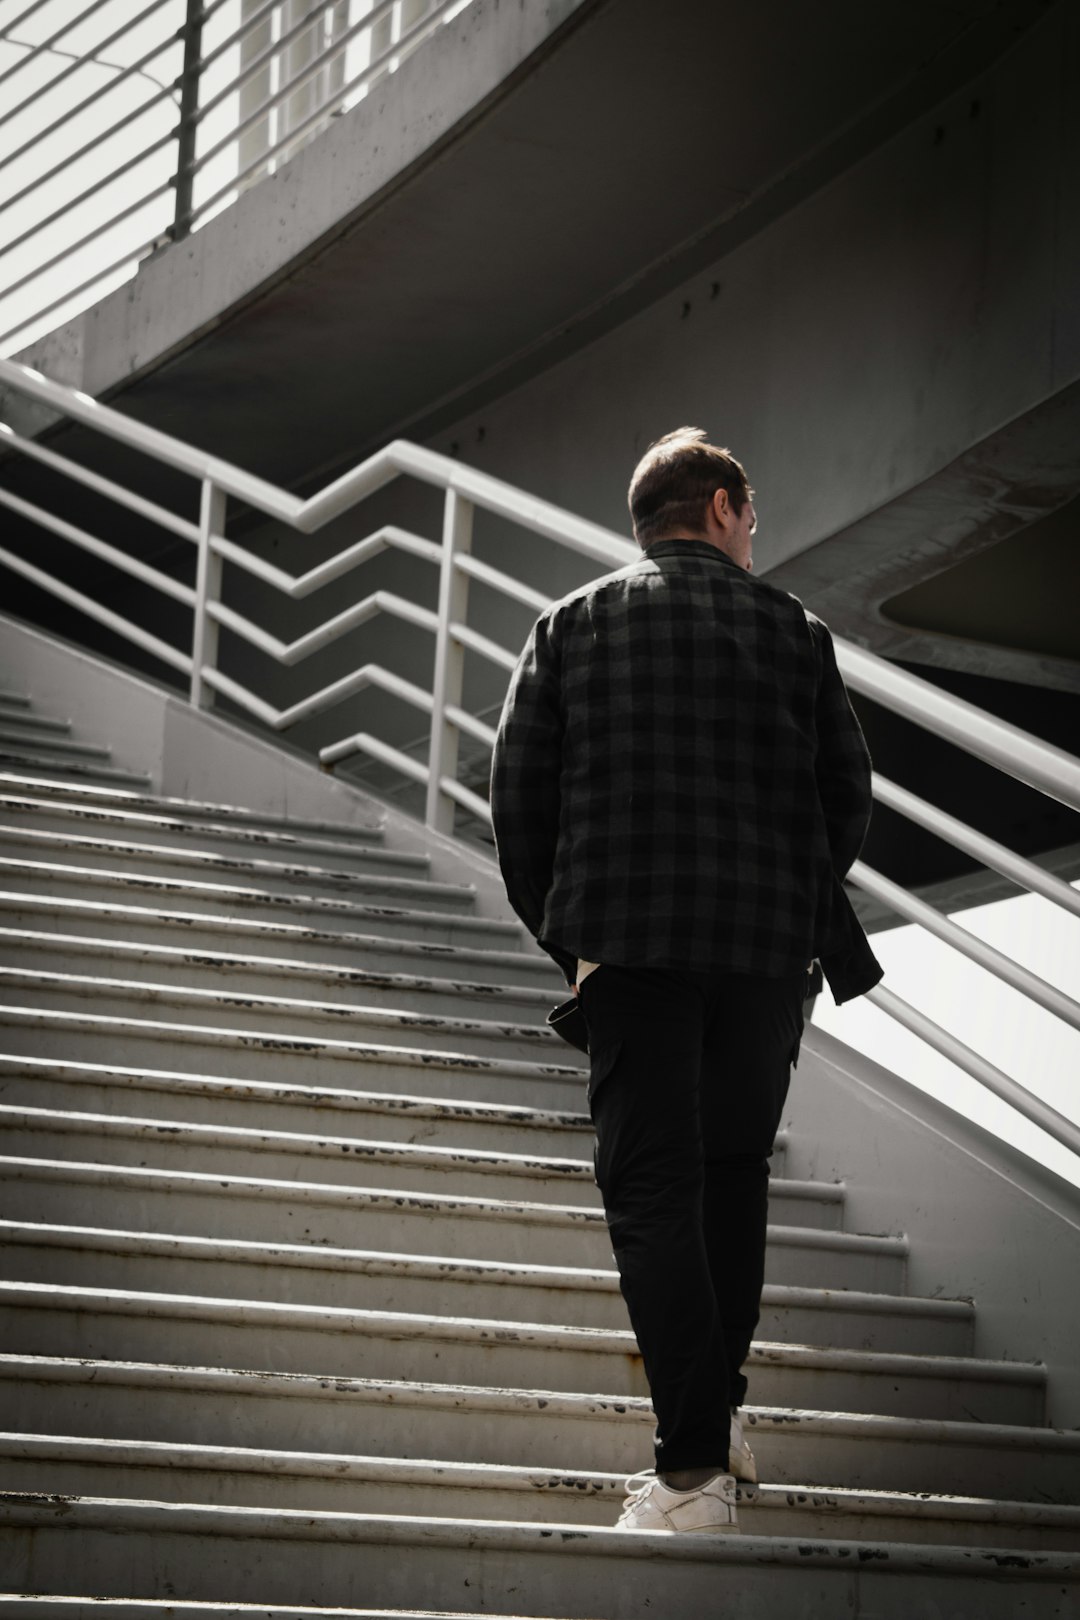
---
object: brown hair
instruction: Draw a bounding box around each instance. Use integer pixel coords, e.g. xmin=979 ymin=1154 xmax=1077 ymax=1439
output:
xmin=628 ymin=427 xmax=752 ymax=548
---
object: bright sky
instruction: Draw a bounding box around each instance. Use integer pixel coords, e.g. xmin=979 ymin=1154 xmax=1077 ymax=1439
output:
xmin=2 ymin=1 xmax=1078 ymax=1191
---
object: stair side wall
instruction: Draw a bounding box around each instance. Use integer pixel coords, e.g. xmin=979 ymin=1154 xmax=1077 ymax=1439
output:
xmin=787 ymin=1026 xmax=1080 ymax=1428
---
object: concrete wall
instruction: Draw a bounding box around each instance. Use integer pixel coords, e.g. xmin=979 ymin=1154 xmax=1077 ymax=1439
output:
xmin=790 ymin=1026 xmax=1080 ymax=1430
xmin=419 ymin=3 xmax=1080 ymax=583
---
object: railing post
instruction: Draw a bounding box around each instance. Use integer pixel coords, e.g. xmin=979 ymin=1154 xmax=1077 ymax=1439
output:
xmin=191 ymin=478 xmax=225 ymax=709
xmin=426 ymin=487 xmax=473 ymax=835
xmin=173 ymin=0 xmax=206 ymax=242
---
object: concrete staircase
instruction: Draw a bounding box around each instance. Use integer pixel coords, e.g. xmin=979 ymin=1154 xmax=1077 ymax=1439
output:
xmin=0 ymin=682 xmax=1077 ymax=1619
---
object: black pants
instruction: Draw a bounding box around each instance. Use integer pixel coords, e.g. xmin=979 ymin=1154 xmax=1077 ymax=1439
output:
xmin=578 ymin=964 xmax=805 ymax=1475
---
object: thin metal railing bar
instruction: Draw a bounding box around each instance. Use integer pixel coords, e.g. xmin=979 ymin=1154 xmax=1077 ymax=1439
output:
xmin=184 ymin=0 xmax=397 ymax=172
xmin=449 ymin=620 xmax=519 ymax=674
xmin=196 ymin=668 xmax=284 ymax=730
xmin=319 ymin=730 xmax=429 ymax=783
xmin=0 ymin=363 xmax=631 ymax=562
xmin=849 ymin=858 xmax=1080 ymax=1033
xmin=0 ymin=544 xmax=192 ymax=676
xmin=0 ymin=226 xmax=169 ymax=350
xmin=277 ymin=663 xmax=434 ymax=731
xmin=206 ymin=590 xmax=438 ymax=664
xmin=872 ymin=773 xmax=1080 ymax=921
xmin=444 ymin=704 xmax=497 ymax=750
xmin=866 ymin=983 xmax=1080 ymax=1158
xmin=180 ymin=0 xmax=442 ymax=232
xmin=0 ymin=486 xmax=197 ymax=607
xmin=453 ymin=551 xmax=551 ymax=614
xmin=1 ymin=126 xmax=180 ymax=264
xmin=196 ymin=0 xmax=231 ymax=28
xmin=0 ymin=173 xmax=177 ymax=309
xmin=191 ymin=0 xmax=394 ymax=133
xmin=440 ymin=775 xmax=493 ymax=826
xmin=195 ymin=0 xmax=277 ymax=77
xmin=0 ymin=0 xmax=178 ymax=131
xmin=0 ymin=425 xmax=200 ymax=546
xmin=0 ymin=362 xmax=298 ymax=516
xmin=209 ymin=525 xmax=439 ymax=596
xmin=200 ymin=660 xmax=434 ymax=733
xmin=0 ymin=65 xmax=177 ymax=192
xmin=0 ymin=0 xmax=117 ymax=96
xmin=836 ymin=640 xmax=1080 ymax=815
xmin=352 ymin=441 xmax=635 ymax=564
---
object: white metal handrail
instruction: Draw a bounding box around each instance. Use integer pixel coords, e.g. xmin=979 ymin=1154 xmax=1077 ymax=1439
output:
xmin=835 ymin=640 xmax=1080 ymax=813
xmin=872 ymin=773 xmax=1080 ymax=920
xmin=0 ymin=351 xmax=1077 ymax=1163
xmin=1 ymin=0 xmax=477 ymax=354
xmin=866 ymin=985 xmax=1080 ymax=1158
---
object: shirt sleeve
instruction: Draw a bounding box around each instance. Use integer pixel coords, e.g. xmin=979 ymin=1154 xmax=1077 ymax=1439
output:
xmin=489 ymin=609 xmax=567 ymax=955
xmin=809 ymin=615 xmax=873 ymax=879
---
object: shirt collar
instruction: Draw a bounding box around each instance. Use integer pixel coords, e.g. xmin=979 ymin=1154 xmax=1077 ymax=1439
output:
xmin=641 ymin=538 xmax=744 ymax=571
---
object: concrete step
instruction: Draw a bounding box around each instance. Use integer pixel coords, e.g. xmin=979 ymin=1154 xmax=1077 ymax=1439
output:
xmin=4 ymin=1355 xmax=1074 ymax=1503
xmin=0 ymin=1280 xmax=1043 ymax=1422
xmin=0 ymin=825 xmax=461 ymax=905
xmin=0 ymin=1006 xmax=588 ymax=1106
xmin=0 ymin=1156 xmax=895 ymax=1280
xmin=0 ymin=772 xmax=386 ymax=844
xmin=4 ymin=1431 xmax=1077 ymax=1550
xmin=0 ymin=892 xmax=562 ymax=986
xmin=0 ymin=791 xmax=426 ymax=872
xmin=0 ymin=754 xmax=152 ymax=789
xmin=0 ymin=693 xmax=32 ymax=708
xmin=0 ymin=1219 xmax=972 ymax=1351
xmin=0 ymin=928 xmax=558 ymax=1023
xmin=0 ymin=966 xmax=566 ymax=1062
xmin=0 ymin=855 xmax=484 ymax=924
xmin=0 ymin=712 xmax=72 ymax=734
xmin=0 ymin=1104 xmax=600 ymax=1207
xmin=3 ymin=1495 xmax=1074 ymax=1616
xmin=0 ymin=730 xmax=110 ymax=760
xmin=0 ymin=1055 xmax=594 ymax=1156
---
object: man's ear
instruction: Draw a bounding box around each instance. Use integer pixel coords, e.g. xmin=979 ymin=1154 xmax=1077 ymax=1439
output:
xmin=712 ymin=487 xmax=730 ymax=525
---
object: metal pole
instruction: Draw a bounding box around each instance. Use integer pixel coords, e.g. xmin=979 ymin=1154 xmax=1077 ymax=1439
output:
xmin=192 ymin=479 xmax=225 ymax=708
xmin=426 ymin=488 xmax=473 ymax=835
xmin=173 ymin=0 xmax=205 ymax=242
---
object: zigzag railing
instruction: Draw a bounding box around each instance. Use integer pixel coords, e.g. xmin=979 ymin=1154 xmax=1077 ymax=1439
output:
xmin=0 ymin=353 xmax=1078 ymax=1160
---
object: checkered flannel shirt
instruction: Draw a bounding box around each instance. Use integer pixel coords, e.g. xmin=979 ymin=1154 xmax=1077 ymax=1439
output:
xmin=490 ymin=539 xmax=881 ymax=1002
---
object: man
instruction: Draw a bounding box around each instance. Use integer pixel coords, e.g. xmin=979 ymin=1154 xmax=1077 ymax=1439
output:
xmin=490 ymin=428 xmax=882 ymax=1534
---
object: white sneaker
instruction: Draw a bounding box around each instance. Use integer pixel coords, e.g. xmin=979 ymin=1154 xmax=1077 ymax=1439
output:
xmin=729 ymin=1409 xmax=758 ymax=1484
xmin=614 ymin=1469 xmax=738 ymax=1533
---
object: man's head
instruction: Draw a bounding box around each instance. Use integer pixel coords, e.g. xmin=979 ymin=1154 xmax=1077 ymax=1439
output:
xmin=628 ymin=427 xmax=756 ymax=570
